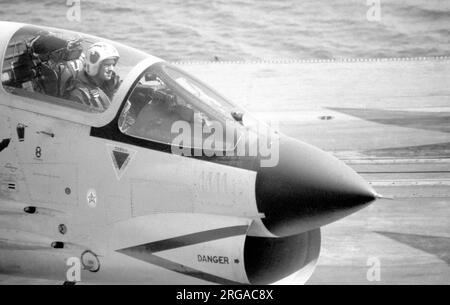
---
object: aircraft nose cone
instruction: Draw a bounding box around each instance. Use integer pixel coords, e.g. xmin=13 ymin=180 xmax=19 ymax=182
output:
xmin=255 ymin=137 xmax=376 ymax=237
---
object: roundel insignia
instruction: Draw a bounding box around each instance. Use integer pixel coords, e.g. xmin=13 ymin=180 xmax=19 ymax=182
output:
xmin=89 ymin=51 xmax=100 ymax=64
xmin=87 ymin=189 xmax=97 ymax=208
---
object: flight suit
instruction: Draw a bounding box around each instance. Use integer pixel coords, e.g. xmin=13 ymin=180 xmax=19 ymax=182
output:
xmin=67 ymin=71 xmax=120 ymax=111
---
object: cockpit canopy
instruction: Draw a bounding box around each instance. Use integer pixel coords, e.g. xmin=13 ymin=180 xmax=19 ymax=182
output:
xmin=1 ymin=24 xmax=255 ymax=153
xmin=1 ymin=25 xmax=147 ymax=113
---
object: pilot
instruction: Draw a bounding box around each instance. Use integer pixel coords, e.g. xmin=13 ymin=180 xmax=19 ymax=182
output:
xmin=68 ymin=42 xmax=121 ymax=110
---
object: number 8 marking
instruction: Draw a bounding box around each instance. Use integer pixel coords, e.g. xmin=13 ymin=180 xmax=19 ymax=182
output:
xmin=36 ymin=146 xmax=42 ymax=158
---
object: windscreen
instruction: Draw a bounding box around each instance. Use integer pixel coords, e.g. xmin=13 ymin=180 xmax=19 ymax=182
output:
xmin=118 ymin=62 xmax=247 ymax=152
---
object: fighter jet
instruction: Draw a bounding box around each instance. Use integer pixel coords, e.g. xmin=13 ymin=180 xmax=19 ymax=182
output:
xmin=0 ymin=22 xmax=377 ymax=284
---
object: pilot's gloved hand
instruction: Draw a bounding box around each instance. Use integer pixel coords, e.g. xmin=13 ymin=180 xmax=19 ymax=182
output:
xmin=103 ymin=72 xmax=122 ymax=98
xmin=113 ymin=74 xmax=122 ymax=90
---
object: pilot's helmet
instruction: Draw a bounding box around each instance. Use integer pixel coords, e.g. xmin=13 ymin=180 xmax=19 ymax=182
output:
xmin=85 ymin=42 xmax=120 ymax=77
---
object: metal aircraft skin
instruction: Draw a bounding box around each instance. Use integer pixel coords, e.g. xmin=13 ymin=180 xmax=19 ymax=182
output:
xmin=0 ymin=22 xmax=377 ymax=285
